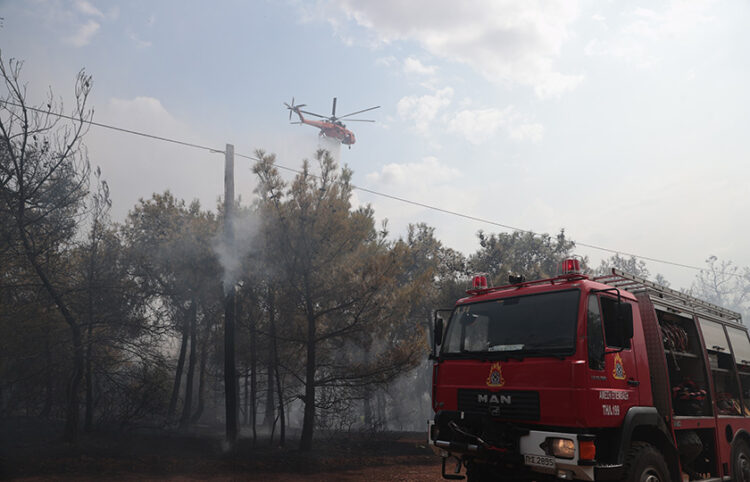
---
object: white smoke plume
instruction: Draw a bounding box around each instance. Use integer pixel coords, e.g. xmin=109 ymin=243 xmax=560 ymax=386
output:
xmin=212 ymin=209 xmax=261 ymax=294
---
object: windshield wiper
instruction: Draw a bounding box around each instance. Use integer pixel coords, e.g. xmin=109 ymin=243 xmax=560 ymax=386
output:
xmin=449 ymin=350 xmax=525 ymax=361
xmin=520 ymin=348 xmax=571 ymax=360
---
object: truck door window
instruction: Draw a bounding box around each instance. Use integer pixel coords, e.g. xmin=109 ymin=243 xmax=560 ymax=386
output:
xmin=699 ymin=318 xmax=730 ymax=353
xmin=587 ymin=295 xmax=605 ymax=370
xmin=658 ymin=309 xmax=712 ymax=416
xmin=699 ymin=319 xmax=742 ymax=415
xmin=600 ymin=296 xmax=631 ymax=349
xmin=726 ymin=326 xmax=750 ymax=415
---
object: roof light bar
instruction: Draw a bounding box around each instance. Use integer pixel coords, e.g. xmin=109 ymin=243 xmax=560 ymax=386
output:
xmin=560 ymin=258 xmax=582 ymax=275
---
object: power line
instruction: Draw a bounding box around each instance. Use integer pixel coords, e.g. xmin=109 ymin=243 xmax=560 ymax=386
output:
xmin=238 ymin=153 xmax=726 ymax=275
xmin=2 ymin=98 xmax=742 ymax=278
xmin=0 ymin=100 xmax=225 ymax=154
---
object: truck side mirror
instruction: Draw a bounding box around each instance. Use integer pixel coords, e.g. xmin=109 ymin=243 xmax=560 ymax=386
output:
xmin=617 ymin=302 xmax=634 ymax=340
xmin=431 ymin=309 xmax=453 ymax=359
xmin=435 ymin=317 xmax=444 ymax=347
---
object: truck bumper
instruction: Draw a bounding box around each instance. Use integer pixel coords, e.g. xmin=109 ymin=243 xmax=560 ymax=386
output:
xmin=428 ymin=417 xmax=595 ymax=481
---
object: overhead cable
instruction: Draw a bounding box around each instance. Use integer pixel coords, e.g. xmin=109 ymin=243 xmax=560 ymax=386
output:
xmin=2 ymin=98 xmax=742 ymax=278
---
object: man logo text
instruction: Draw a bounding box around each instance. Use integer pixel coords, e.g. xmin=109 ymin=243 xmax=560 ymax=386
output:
xmin=477 ymin=394 xmax=512 ymax=404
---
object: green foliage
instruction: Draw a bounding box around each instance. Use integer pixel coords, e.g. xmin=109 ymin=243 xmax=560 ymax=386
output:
xmin=253 ymin=149 xmax=428 ymax=443
xmin=469 ymin=229 xmax=578 ymax=285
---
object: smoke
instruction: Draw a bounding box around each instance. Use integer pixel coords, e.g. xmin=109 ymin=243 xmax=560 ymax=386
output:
xmin=212 ymin=209 xmax=261 ymax=294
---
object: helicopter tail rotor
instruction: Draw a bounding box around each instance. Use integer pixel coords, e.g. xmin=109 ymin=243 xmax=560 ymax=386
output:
xmin=284 ymin=97 xmax=307 ymax=120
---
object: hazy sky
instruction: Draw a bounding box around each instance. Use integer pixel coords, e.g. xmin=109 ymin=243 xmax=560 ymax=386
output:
xmin=2 ymin=0 xmax=749 ymax=290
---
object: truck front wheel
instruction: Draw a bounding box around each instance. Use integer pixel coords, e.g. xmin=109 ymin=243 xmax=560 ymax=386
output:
xmin=732 ymin=440 xmax=750 ymax=482
xmin=623 ymin=442 xmax=670 ymax=482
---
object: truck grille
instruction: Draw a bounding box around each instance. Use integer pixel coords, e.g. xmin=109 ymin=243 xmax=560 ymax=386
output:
xmin=457 ymin=389 xmax=540 ymax=421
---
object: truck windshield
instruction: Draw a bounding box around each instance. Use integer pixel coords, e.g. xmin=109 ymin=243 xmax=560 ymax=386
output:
xmin=441 ymin=289 xmax=580 ymax=357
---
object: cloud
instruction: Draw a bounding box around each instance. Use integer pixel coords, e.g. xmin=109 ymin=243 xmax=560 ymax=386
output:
xmin=396 ymin=87 xmax=453 ymax=134
xmin=85 ymin=96 xmax=233 ymax=222
xmin=403 ymin=57 xmax=436 ymax=76
xmin=584 ymin=0 xmax=716 ymax=67
xmin=128 ymin=31 xmax=152 ymax=48
xmin=75 ymin=0 xmax=103 ymax=18
xmin=366 ymin=156 xmax=460 ymax=186
xmin=107 ymin=6 xmax=120 ymax=20
xmin=376 ymin=56 xmax=397 ymax=67
xmin=66 ymin=20 xmax=100 ymax=47
xmin=310 ymin=0 xmax=583 ymax=98
xmin=447 ymin=107 xmax=544 ymax=144
xmin=363 ymin=156 xmax=477 ymax=252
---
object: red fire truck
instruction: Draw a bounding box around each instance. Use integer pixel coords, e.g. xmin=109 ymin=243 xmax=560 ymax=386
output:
xmin=428 ymin=261 xmax=750 ymax=481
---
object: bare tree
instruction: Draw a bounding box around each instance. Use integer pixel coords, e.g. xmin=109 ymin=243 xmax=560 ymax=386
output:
xmin=691 ymin=256 xmax=750 ymax=320
xmin=0 ymin=54 xmax=92 ymax=442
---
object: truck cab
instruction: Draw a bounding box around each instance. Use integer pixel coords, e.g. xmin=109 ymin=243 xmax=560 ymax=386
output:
xmin=429 ymin=261 xmax=750 ymax=482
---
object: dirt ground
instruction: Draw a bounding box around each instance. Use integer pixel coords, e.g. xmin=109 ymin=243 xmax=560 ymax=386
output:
xmin=0 ymin=418 xmax=444 ymax=481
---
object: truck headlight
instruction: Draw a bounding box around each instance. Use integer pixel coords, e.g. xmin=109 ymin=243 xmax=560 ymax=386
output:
xmin=549 ymin=438 xmax=575 ymax=459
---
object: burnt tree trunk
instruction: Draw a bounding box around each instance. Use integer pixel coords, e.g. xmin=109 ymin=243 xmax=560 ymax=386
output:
xmin=263 ymin=292 xmax=276 ymax=430
xmin=299 ymin=288 xmax=316 ymax=451
xmin=65 ymin=323 xmax=84 ymax=442
xmin=275 ymin=359 xmax=285 ymax=447
xmin=376 ymin=390 xmax=387 ymax=430
xmin=224 ymin=287 xmax=238 ymax=445
xmin=179 ymin=301 xmax=197 ymax=428
xmin=84 ymin=228 xmax=98 ymax=433
xmin=249 ymin=306 xmax=258 ymax=445
xmin=18 ymin=227 xmax=84 ymax=442
xmin=167 ymin=316 xmax=190 ymax=422
xmin=84 ymin=320 xmax=94 ymax=432
xmin=243 ymin=371 xmax=249 ymax=425
xmin=191 ymin=324 xmax=209 ymax=423
xmin=363 ymin=346 xmax=372 ymax=429
xmin=39 ymin=334 xmax=53 ymax=418
xmin=269 ymin=294 xmax=285 ymax=447
xmin=363 ymin=389 xmax=373 ymax=429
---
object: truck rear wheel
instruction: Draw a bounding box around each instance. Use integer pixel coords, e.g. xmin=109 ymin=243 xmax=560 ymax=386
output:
xmin=623 ymin=442 xmax=670 ymax=482
xmin=733 ymin=440 xmax=750 ymax=482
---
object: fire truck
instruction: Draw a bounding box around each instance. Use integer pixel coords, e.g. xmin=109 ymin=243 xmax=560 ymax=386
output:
xmin=428 ymin=260 xmax=750 ymax=481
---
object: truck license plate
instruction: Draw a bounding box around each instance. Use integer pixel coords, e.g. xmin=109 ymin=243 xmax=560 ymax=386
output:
xmin=524 ymin=454 xmax=555 ymax=468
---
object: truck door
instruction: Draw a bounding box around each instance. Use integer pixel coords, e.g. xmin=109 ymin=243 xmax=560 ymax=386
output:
xmin=586 ymin=294 xmax=640 ymax=422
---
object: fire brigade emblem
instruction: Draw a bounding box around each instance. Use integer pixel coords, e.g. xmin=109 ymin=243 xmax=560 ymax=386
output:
xmin=486 ymin=362 xmax=505 ymax=388
xmin=613 ymin=353 xmax=626 ymax=380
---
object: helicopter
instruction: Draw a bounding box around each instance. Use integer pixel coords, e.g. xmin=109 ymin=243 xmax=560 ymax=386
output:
xmin=284 ymin=97 xmax=380 ymax=148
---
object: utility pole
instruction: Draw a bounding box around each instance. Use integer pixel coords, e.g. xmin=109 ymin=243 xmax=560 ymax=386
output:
xmin=223 ymin=143 xmax=238 ymax=446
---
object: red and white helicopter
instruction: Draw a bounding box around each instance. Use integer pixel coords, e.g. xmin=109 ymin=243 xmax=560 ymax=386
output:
xmin=285 ymin=97 xmax=379 ymax=148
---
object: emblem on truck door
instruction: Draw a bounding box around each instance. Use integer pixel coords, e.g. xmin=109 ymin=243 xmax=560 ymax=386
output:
xmin=486 ymin=362 xmax=505 ymax=387
xmin=612 ymin=353 xmax=626 ymax=380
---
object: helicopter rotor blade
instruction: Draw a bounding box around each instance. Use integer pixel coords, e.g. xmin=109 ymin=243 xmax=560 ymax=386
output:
xmin=337 ymin=105 xmax=380 ymax=119
xmin=332 ymin=97 xmax=337 ymax=118
xmin=345 ymin=119 xmax=376 ymax=122
xmin=299 ymin=109 xmax=327 ymax=119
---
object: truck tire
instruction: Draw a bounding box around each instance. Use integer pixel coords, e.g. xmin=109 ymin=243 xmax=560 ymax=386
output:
xmin=622 ymin=442 xmax=670 ymax=482
xmin=733 ymin=440 xmax=750 ymax=482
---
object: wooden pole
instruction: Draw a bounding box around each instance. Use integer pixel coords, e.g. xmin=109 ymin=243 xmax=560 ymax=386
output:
xmin=223 ymin=143 xmax=238 ymax=446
